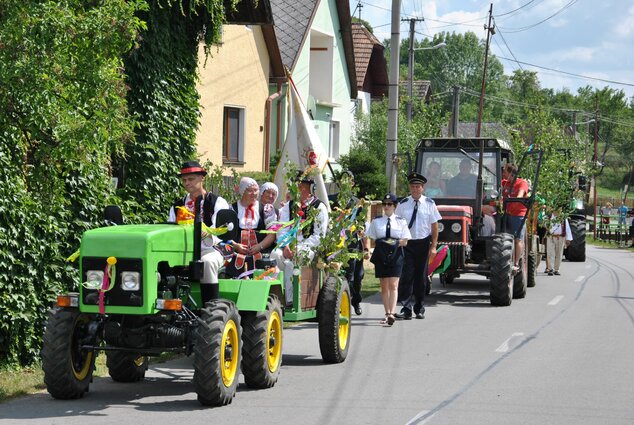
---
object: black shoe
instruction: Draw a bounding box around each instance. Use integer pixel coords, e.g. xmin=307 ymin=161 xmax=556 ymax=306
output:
xmin=353 ymin=304 xmax=362 ymax=315
xmin=548 ymin=270 xmax=553 ymax=276
xmin=415 ymin=312 xmax=425 ymax=319
xmin=554 ymin=271 xmax=560 ymax=275
xmin=394 ymin=312 xmax=412 ymax=320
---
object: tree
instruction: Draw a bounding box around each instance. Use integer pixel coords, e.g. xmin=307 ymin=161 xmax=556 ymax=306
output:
xmin=0 ymin=0 xmax=146 ymax=366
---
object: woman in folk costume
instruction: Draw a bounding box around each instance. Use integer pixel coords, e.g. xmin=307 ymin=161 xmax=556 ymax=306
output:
xmin=260 ymin=181 xmax=280 ymax=228
xmin=366 ymin=193 xmax=411 ymax=326
xmin=226 ymin=177 xmax=277 ymax=277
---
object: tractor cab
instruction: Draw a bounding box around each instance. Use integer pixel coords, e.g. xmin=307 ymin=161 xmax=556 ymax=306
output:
xmin=413 ymin=137 xmax=543 ymax=306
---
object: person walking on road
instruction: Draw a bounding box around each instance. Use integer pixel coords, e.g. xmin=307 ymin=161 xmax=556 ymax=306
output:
xmin=394 ymin=172 xmax=441 ymax=320
xmin=544 ymin=213 xmax=573 ymax=276
xmin=367 ymin=194 xmax=411 ymax=326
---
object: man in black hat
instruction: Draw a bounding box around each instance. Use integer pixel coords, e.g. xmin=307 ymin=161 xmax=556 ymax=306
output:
xmin=271 ymin=170 xmax=329 ymax=308
xmin=394 ymin=171 xmax=442 ymax=319
xmin=168 ymin=160 xmax=230 ymax=303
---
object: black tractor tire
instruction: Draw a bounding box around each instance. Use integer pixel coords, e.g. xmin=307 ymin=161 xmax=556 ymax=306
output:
xmin=193 ymin=299 xmax=242 ymax=406
xmin=565 ymin=217 xmax=586 ymax=262
xmin=513 ymin=255 xmax=527 ymax=299
xmin=106 ymin=352 xmax=148 ymax=382
xmin=42 ymin=308 xmax=96 ymax=399
xmin=317 ymin=274 xmax=351 ymax=364
xmin=527 ymin=251 xmax=537 ymax=288
xmin=241 ymin=295 xmax=283 ymax=389
xmin=489 ymin=233 xmax=514 ymax=306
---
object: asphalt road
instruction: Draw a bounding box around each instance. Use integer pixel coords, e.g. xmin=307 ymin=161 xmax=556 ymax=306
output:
xmin=2 ymin=244 xmax=633 ymax=425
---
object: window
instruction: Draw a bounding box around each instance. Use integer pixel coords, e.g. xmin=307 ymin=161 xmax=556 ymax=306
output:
xmin=328 ymin=120 xmax=340 ymax=161
xmin=223 ymin=106 xmax=245 ymax=163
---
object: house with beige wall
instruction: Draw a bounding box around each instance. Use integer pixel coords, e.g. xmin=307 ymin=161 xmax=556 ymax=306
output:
xmin=195 ymin=13 xmax=284 ymax=174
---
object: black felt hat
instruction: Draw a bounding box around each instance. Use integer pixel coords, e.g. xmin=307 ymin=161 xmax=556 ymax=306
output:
xmin=178 ymin=161 xmax=207 ymax=177
xmin=407 ymin=171 xmax=427 ymax=184
xmin=295 ymin=170 xmax=314 ymax=184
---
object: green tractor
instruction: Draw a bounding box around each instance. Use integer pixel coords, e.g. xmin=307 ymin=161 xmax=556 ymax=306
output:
xmin=41 ymin=199 xmax=351 ymax=406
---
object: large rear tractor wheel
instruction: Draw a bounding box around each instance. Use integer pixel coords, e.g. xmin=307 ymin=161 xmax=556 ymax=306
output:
xmin=565 ymin=217 xmax=586 ymax=262
xmin=42 ymin=308 xmax=96 ymax=399
xmin=106 ymin=352 xmax=148 ymax=382
xmin=317 ymin=275 xmax=351 ymax=363
xmin=490 ymin=233 xmax=514 ymax=306
xmin=527 ymin=251 xmax=537 ymax=288
xmin=241 ymin=295 xmax=283 ymax=389
xmin=513 ymin=255 xmax=527 ymax=299
xmin=193 ymin=299 xmax=241 ymax=406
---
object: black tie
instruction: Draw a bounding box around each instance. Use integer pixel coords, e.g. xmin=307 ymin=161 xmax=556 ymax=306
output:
xmin=386 ymin=217 xmax=391 ymax=239
xmin=408 ymin=200 xmax=419 ymax=229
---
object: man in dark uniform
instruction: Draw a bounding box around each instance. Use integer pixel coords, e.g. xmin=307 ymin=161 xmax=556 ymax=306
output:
xmin=394 ymin=172 xmax=442 ymax=319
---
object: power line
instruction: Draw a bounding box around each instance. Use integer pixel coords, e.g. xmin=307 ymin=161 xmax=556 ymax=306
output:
xmin=459 ymin=87 xmax=634 ymax=128
xmin=497 ymin=0 xmax=579 ymax=33
xmin=495 ymin=55 xmax=634 ymax=88
xmin=494 ymin=23 xmax=524 ymax=71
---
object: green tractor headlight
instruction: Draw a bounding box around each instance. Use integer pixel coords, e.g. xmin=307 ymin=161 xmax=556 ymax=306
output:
xmin=85 ymin=270 xmax=104 ymax=289
xmin=121 ymin=272 xmax=140 ymax=291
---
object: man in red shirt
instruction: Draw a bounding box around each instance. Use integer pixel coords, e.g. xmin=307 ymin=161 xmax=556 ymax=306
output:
xmin=501 ymin=163 xmax=529 ymax=271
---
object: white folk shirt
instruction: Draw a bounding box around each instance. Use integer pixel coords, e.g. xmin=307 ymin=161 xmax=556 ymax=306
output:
xmin=167 ymin=193 xmax=230 ymax=248
xmin=234 ymin=201 xmax=278 ymax=230
xmin=277 ymin=196 xmax=329 ymax=249
xmin=395 ymin=195 xmax=442 ymax=240
xmin=366 ymin=214 xmax=411 ymax=241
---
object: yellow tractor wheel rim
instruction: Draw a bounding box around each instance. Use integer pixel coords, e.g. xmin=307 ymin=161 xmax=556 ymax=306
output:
xmin=71 ymin=316 xmax=93 ymax=380
xmin=338 ymin=290 xmax=351 ymax=350
xmin=221 ymin=320 xmax=239 ymax=387
xmin=267 ymin=311 xmax=282 ymax=373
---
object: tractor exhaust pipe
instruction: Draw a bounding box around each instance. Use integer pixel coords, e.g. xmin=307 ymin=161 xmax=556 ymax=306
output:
xmin=192 ymin=195 xmax=219 ymax=303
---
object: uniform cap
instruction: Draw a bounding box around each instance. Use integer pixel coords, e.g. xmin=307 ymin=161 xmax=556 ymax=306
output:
xmin=407 ymin=172 xmax=427 ymax=184
xmin=382 ymin=193 xmax=398 ymax=204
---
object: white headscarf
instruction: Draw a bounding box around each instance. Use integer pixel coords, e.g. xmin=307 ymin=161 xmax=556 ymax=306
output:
xmin=260 ymin=182 xmax=279 ymax=203
xmin=238 ymin=177 xmax=258 ymax=196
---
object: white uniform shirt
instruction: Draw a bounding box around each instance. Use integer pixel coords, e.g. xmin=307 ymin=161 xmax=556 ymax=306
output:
xmin=366 ymin=214 xmax=411 ymax=241
xmin=277 ymin=196 xmax=329 ymax=248
xmin=395 ymin=195 xmax=442 ymax=240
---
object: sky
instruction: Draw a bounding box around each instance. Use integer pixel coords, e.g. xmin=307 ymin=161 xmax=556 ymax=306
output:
xmin=350 ymin=0 xmax=634 ymax=102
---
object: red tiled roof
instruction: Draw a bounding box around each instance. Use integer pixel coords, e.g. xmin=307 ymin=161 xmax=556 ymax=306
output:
xmin=352 ymin=23 xmax=388 ymax=97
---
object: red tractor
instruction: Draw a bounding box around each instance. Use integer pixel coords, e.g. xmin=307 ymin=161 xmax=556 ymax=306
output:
xmin=414 ymin=137 xmax=543 ymax=306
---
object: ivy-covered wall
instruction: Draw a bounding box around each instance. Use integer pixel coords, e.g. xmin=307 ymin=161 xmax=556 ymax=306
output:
xmin=0 ymin=0 xmax=231 ymax=367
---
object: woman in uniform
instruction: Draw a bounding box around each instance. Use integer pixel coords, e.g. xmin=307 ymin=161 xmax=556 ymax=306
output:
xmin=366 ymin=193 xmax=411 ymax=326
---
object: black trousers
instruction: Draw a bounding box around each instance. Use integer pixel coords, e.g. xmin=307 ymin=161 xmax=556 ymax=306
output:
xmin=398 ymin=236 xmax=431 ymax=314
xmin=344 ymin=239 xmax=365 ymax=306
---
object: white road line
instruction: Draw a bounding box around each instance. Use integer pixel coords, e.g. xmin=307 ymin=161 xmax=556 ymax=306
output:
xmin=575 ymin=275 xmax=585 ymax=282
xmin=548 ymin=295 xmax=564 ymax=306
xmin=495 ymin=332 xmax=524 ymax=353
xmin=406 ymin=411 xmax=435 ymax=425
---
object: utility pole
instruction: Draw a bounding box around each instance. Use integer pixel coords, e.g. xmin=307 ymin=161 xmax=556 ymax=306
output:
xmin=357 ymin=1 xmax=362 ymax=20
xmin=592 ymin=100 xmax=600 ymax=239
xmin=386 ymin=0 xmax=402 ymax=193
xmin=476 ymin=3 xmax=494 ymax=137
xmin=405 ymin=17 xmax=424 ymax=122
xmin=450 ymin=85 xmax=460 ymax=136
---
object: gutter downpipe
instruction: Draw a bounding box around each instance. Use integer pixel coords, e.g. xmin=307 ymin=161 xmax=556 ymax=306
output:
xmin=264 ymin=82 xmax=283 ymax=172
